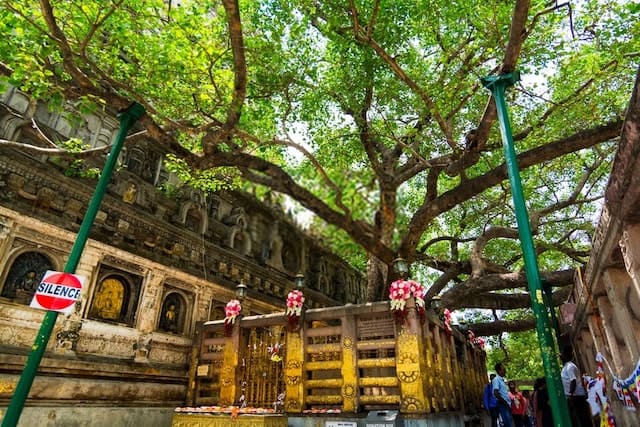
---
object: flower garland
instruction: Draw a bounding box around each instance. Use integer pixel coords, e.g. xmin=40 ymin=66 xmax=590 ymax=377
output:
xmin=223 ymin=299 xmax=242 ymax=337
xmin=267 ymin=343 xmax=283 ymax=362
xmin=224 ymin=299 xmax=241 ymax=324
xmin=466 ymin=329 xmax=485 ymax=349
xmin=286 ymin=290 xmax=305 ymax=317
xmin=285 ymin=290 xmax=305 ymax=332
xmin=389 ymin=279 xmax=425 ymax=311
xmin=389 ymin=279 xmax=427 ymax=324
xmin=598 ymin=350 xmax=640 ymax=416
xmin=443 ymin=308 xmax=453 ymax=334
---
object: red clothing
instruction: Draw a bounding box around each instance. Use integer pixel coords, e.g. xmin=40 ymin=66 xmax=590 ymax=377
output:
xmin=510 ymin=391 xmax=527 ymax=416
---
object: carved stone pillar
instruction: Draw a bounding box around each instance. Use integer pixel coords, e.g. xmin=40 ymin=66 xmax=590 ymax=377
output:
xmin=602 ymin=268 xmax=640 ymax=362
xmin=597 ymin=297 xmax=630 ymax=373
xmin=577 ymin=328 xmax=596 ymax=375
xmin=137 ymin=271 xmax=165 ymax=333
xmin=587 ymin=316 xmax=608 ymax=365
xmin=619 ymin=225 xmax=640 ymax=303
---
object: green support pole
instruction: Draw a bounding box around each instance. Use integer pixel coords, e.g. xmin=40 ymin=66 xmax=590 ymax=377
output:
xmin=481 ymin=72 xmax=572 ymax=427
xmin=1 ymin=103 xmax=145 ymax=427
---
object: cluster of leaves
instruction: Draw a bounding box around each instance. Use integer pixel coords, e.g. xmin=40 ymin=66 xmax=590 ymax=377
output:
xmin=1 ymin=0 xmax=639 ymax=335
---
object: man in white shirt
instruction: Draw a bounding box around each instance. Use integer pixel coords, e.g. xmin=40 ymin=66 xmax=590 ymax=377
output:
xmin=561 ymin=347 xmax=593 ymax=427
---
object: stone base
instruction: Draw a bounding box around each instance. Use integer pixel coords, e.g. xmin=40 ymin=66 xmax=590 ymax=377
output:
xmin=287 ymin=412 xmax=466 ymax=427
xmin=0 ymin=406 xmax=175 ymax=427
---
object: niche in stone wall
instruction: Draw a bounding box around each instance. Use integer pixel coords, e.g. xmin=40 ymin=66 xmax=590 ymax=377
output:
xmin=158 ymin=287 xmax=193 ymax=335
xmin=88 ymin=265 xmax=142 ymax=326
xmin=1 ymin=251 xmax=55 ymax=305
xmin=209 ymin=302 xmax=226 ymax=321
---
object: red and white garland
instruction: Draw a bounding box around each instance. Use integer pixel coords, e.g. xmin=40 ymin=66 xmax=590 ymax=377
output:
xmin=389 ymin=279 xmax=426 ymax=311
xmin=224 ymin=299 xmax=242 ymax=324
xmin=467 ymin=329 xmax=486 ymax=349
xmin=286 ymin=290 xmax=305 ymax=317
xmin=443 ymin=308 xmax=452 ymax=334
xmin=389 ymin=279 xmax=427 ymax=324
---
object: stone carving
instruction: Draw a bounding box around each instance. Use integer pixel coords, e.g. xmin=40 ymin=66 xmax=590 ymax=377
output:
xmin=176 ymin=194 xmax=208 ymax=235
xmin=223 ymin=207 xmax=252 ymax=255
xmin=265 ymin=222 xmax=284 ymax=270
xmin=123 ymin=183 xmax=137 ymax=204
xmin=63 ymin=198 xmax=84 ymax=223
xmin=1 ymin=252 xmax=52 ymax=301
xmin=56 ymin=319 xmax=82 ymax=352
xmin=133 ymin=333 xmax=153 ymax=362
xmin=91 ymin=278 xmax=125 ymax=321
xmin=36 ymin=187 xmax=65 ymax=211
xmin=7 ymin=174 xmax=36 ymax=201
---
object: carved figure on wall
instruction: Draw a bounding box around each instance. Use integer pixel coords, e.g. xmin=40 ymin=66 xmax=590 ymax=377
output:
xmin=1 ymin=251 xmax=52 ymax=300
xmin=266 ymin=223 xmax=284 ymax=270
xmin=223 ymin=207 xmax=252 ymax=256
xmin=123 ymin=183 xmax=137 ymax=204
xmin=56 ymin=319 xmax=82 ymax=352
xmin=159 ymin=294 xmax=183 ymax=333
xmin=162 ymin=304 xmax=177 ymax=332
xmin=126 ymin=147 xmax=145 ymax=176
xmin=18 ymin=270 xmax=38 ymax=292
xmin=207 ymin=196 xmax=220 ymax=221
xmin=91 ymin=278 xmax=124 ymax=320
xmin=209 ymin=304 xmax=225 ymax=321
xmin=133 ymin=333 xmax=153 ymax=362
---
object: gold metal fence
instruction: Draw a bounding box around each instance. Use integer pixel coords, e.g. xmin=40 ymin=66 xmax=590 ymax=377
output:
xmin=187 ymin=300 xmax=487 ymax=418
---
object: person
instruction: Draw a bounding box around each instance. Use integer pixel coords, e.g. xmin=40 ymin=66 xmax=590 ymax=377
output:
xmin=532 ymin=377 xmax=553 ymax=427
xmin=508 ymin=381 xmax=527 ymax=427
xmin=492 ymin=362 xmax=513 ymax=427
xmin=560 ymin=347 xmax=593 ymax=427
xmin=521 ymin=389 xmax=533 ymax=427
xmin=483 ymin=373 xmax=499 ymax=427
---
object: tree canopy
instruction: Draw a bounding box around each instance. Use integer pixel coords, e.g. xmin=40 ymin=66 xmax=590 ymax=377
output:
xmin=1 ymin=0 xmax=639 ymax=335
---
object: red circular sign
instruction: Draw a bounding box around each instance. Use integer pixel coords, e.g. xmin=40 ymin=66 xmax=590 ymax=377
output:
xmin=35 ymin=272 xmax=83 ymax=311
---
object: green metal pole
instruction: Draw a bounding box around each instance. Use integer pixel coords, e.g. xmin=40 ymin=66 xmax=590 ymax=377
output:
xmin=1 ymin=103 xmax=145 ymax=427
xmin=481 ymin=72 xmax=572 ymax=427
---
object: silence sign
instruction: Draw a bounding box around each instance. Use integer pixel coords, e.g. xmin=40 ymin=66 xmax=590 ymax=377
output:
xmin=30 ymin=271 xmax=85 ymax=314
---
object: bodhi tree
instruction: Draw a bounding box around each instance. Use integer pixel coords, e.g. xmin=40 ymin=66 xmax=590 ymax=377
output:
xmin=1 ymin=0 xmax=638 ymax=335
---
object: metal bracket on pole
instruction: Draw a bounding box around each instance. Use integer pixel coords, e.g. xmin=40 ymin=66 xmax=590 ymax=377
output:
xmin=2 ymin=102 xmax=145 ymax=427
xmin=480 ymin=72 xmax=572 ymax=427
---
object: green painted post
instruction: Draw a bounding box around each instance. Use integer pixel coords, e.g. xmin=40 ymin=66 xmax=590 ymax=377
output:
xmin=1 ymin=103 xmax=145 ymax=427
xmin=481 ymin=72 xmax=572 ymax=427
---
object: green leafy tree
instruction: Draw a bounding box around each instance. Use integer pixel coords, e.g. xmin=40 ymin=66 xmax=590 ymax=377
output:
xmin=1 ymin=0 xmax=638 ymax=335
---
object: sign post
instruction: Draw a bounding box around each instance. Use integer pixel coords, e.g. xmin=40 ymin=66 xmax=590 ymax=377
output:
xmin=481 ymin=72 xmax=571 ymax=427
xmin=1 ymin=102 xmax=145 ymax=427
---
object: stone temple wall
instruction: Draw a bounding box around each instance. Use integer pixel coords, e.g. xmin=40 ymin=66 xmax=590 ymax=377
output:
xmin=0 ymin=85 xmax=366 ymax=426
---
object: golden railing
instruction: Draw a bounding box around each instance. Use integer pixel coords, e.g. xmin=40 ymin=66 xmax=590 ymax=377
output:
xmin=187 ymin=299 xmax=487 ymax=418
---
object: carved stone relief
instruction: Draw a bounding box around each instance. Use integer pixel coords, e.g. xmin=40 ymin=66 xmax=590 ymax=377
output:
xmin=0 ymin=250 xmax=54 ymax=302
xmin=88 ymin=264 xmax=143 ymax=326
xmin=628 ymin=286 xmax=640 ymax=322
xmin=266 ymin=222 xmax=284 ymax=270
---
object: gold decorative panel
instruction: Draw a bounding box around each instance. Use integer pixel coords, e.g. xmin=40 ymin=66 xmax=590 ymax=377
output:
xmin=172 ymin=413 xmax=287 ymax=427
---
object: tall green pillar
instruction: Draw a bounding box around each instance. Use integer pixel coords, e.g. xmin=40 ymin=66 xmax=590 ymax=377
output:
xmin=2 ymin=103 xmax=145 ymax=427
xmin=481 ymin=72 xmax=572 ymax=427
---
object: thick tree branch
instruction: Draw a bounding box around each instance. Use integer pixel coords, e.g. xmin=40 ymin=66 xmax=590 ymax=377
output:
xmin=446 ymin=0 xmax=531 ymax=175
xmin=400 ymin=121 xmax=622 ymax=258
xmin=469 ymin=318 xmax=535 ymax=336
